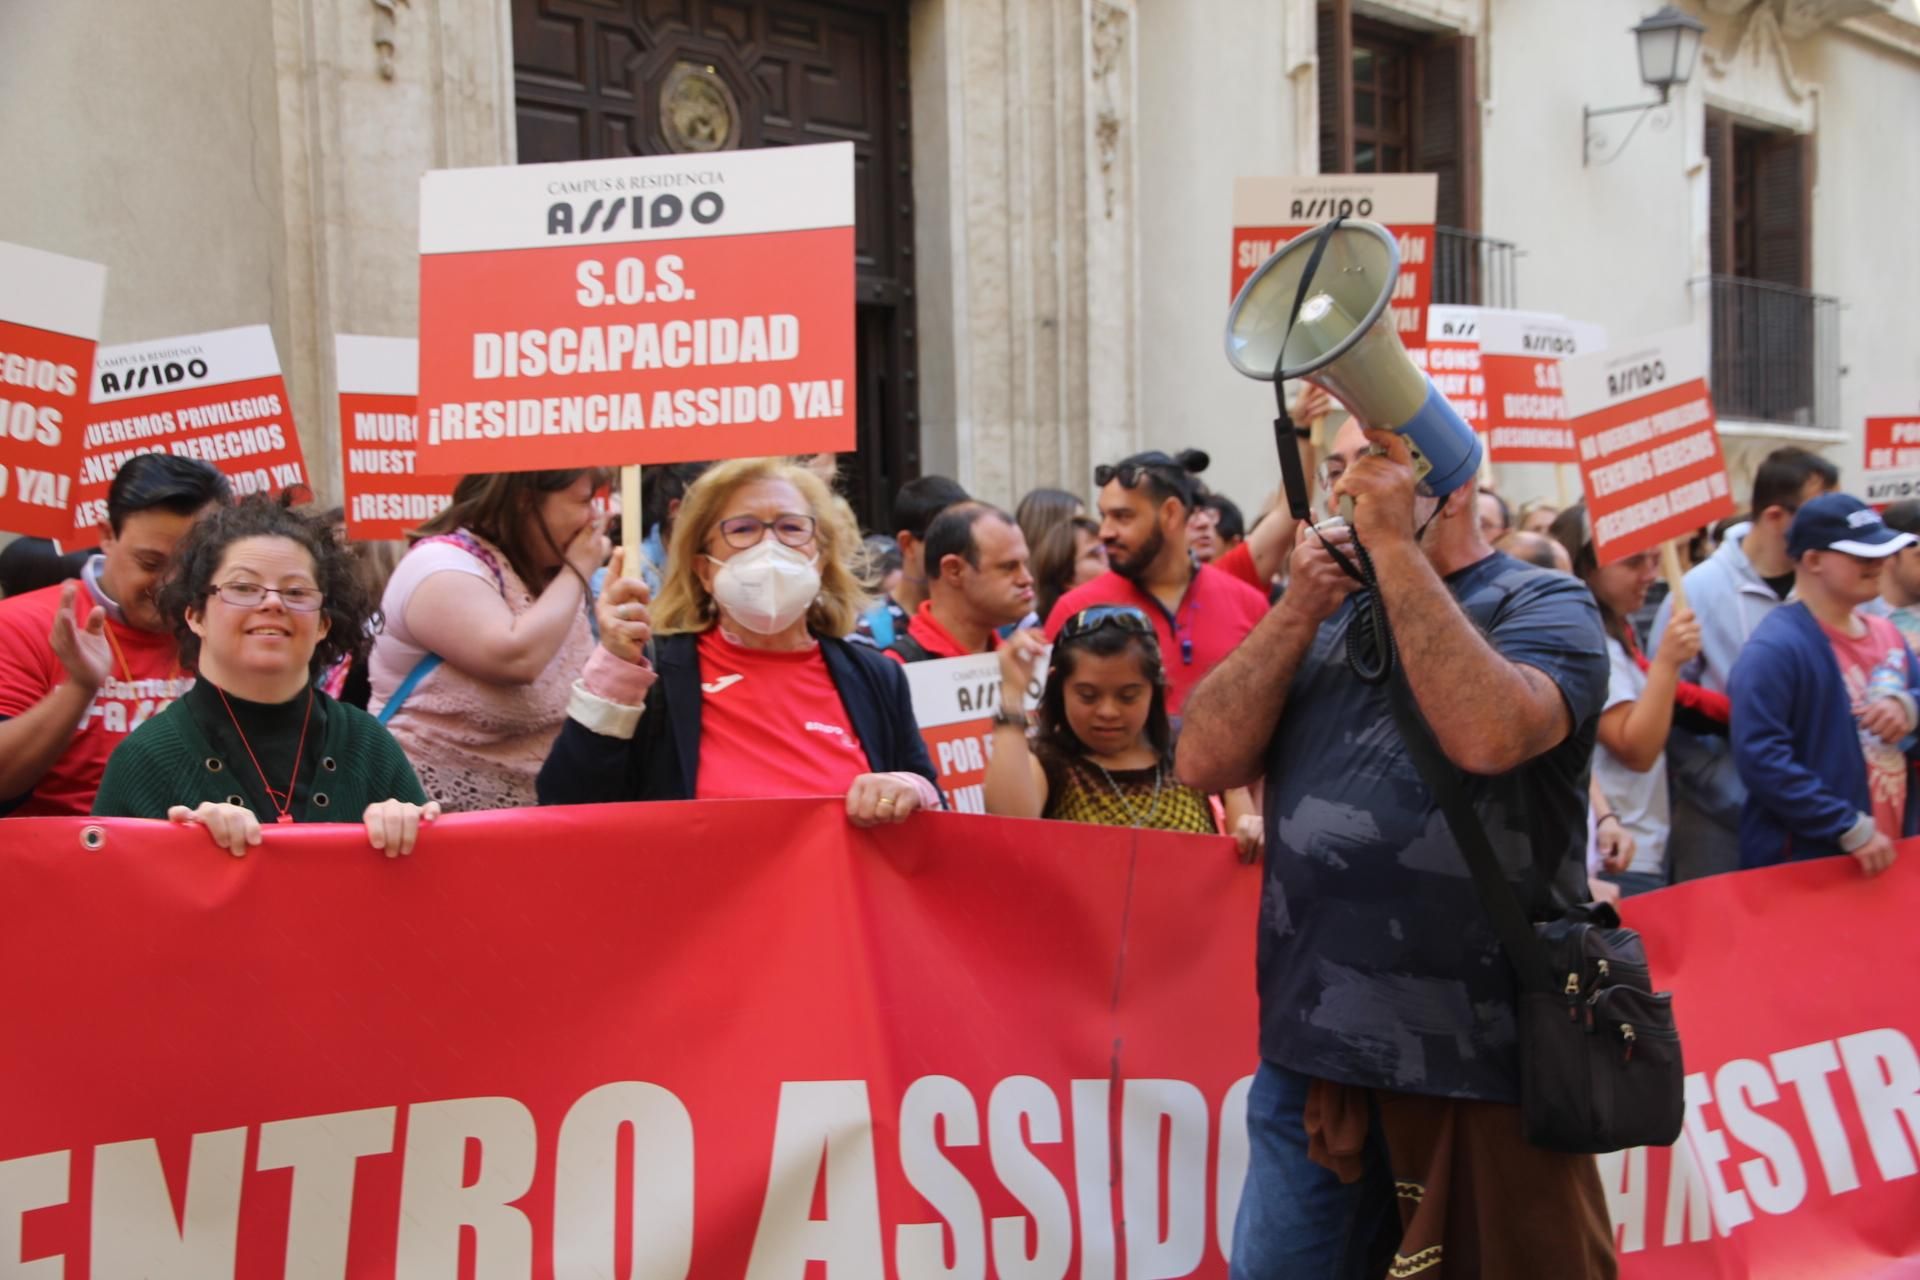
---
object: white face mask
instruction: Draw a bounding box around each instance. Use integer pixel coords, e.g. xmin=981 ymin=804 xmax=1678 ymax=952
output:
xmin=707 ymin=539 xmax=822 ymax=634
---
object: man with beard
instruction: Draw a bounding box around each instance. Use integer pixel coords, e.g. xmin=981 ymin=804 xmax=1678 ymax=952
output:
xmin=1044 ymin=450 xmax=1268 ymax=719
xmin=0 ymin=454 xmax=230 ymax=816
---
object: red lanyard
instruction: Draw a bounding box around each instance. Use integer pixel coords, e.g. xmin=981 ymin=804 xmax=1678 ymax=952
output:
xmin=214 ymin=685 xmax=314 ymax=824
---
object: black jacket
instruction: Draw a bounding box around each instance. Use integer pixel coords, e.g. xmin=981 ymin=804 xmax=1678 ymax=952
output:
xmin=537 ymin=631 xmax=939 ymax=805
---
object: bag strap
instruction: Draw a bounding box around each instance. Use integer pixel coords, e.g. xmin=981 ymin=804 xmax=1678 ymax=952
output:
xmin=886 ymin=632 xmax=933 ymax=664
xmin=377 ymin=653 xmax=443 ymax=726
xmin=1382 ymin=678 xmax=1559 ymax=994
xmin=1270 ymin=217 xmax=1345 ymax=522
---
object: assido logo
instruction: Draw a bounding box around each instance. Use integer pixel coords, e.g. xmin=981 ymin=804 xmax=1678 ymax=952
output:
xmin=546 ymin=191 xmax=726 ymax=236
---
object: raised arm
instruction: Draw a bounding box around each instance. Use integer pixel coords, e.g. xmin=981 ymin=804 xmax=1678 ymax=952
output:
xmin=1176 ymin=523 xmax=1358 ymax=792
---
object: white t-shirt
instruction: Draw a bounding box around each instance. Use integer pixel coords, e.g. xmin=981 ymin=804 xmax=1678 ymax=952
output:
xmin=367 ymin=541 xmax=500 ymax=713
xmin=1592 ymin=636 xmax=1671 ymax=877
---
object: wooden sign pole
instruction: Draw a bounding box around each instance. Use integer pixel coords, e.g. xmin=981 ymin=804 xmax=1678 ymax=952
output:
xmin=1660 ymin=539 xmax=1689 ymax=611
xmin=621 ymin=464 xmax=643 ymax=576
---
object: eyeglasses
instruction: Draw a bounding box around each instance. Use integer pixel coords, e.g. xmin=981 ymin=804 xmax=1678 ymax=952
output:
xmin=1059 ymin=604 xmax=1156 ymax=642
xmin=715 ymin=513 xmax=817 ymax=551
xmin=210 ymin=582 xmax=325 ymax=612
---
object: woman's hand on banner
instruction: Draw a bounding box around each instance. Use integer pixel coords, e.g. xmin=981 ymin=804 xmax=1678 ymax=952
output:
xmin=595 ymin=548 xmax=653 ymax=665
xmin=846 ymin=773 xmax=922 ymax=827
xmin=169 ymin=802 xmax=263 ymax=856
xmin=363 ymin=799 xmax=441 ymax=858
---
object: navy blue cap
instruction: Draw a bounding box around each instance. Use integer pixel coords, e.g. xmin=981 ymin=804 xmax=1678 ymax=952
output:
xmin=1787 ymin=493 xmax=1918 ymax=560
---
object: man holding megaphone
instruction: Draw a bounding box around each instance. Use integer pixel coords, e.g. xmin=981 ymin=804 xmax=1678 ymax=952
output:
xmin=1178 ymin=220 xmax=1618 ymax=1276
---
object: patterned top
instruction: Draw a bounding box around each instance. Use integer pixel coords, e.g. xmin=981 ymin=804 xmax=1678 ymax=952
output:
xmin=1259 ymin=552 xmax=1608 ymax=1103
xmin=1043 ymin=759 xmax=1217 ymax=834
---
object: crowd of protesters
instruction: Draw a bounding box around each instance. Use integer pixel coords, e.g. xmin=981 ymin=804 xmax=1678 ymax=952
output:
xmin=4 ymin=421 xmax=1912 ymax=1277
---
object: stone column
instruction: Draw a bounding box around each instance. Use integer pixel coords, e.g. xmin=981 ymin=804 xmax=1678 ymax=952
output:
xmin=911 ymin=0 xmax=1139 ymax=507
xmin=268 ymin=0 xmax=516 ymax=502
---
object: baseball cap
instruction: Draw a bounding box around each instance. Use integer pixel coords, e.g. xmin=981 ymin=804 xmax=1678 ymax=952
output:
xmin=1787 ymin=493 xmax=1919 ymax=559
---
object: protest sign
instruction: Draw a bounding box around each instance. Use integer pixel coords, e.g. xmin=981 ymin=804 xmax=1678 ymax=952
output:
xmin=1863 ymin=416 xmax=1920 ymax=506
xmin=414 ymin=143 xmax=856 ymax=477
xmin=1563 ymin=327 xmax=1733 ymax=566
xmin=1480 ymin=310 xmax=1607 ymax=464
xmin=1423 ymin=304 xmax=1485 ymax=430
xmin=76 ymin=326 xmax=307 ymax=534
xmin=1230 ymin=175 xmax=1437 ymax=351
xmin=0 ymin=242 xmax=106 ymax=540
xmin=2 ymin=808 xmax=1917 ymax=1277
xmin=903 ymin=651 xmax=1044 ymax=813
xmin=334 ymin=334 xmax=452 ymax=541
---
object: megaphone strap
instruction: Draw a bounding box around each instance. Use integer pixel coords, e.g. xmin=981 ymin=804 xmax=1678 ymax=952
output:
xmin=1271 ymin=216 xmax=1346 ymax=523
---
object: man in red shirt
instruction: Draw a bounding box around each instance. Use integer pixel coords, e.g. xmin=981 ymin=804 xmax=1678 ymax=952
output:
xmin=887 ymin=503 xmax=1038 ymax=662
xmin=1046 ymin=451 xmax=1269 ymax=718
xmin=0 ymin=455 xmax=229 ymax=816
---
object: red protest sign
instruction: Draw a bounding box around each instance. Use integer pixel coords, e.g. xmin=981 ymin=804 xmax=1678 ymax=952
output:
xmin=76 ymin=326 xmax=307 ymax=535
xmin=1230 ymin=175 xmax=1437 ymax=352
xmin=334 ymin=334 xmax=452 ymax=541
xmin=1422 ymin=305 xmax=1485 ymax=431
xmin=414 ymin=143 xmax=856 ymax=476
xmin=0 ymin=242 xmax=106 ymax=540
xmin=1564 ymin=328 xmax=1733 ymax=565
xmin=1863 ymin=416 xmax=1920 ymax=507
xmin=1479 ymin=311 xmax=1608 ymax=464
xmin=903 ymin=652 xmax=1043 ymax=812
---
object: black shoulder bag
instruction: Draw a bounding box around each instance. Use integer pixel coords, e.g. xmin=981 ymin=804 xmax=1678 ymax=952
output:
xmin=1384 ymin=680 xmax=1686 ymax=1154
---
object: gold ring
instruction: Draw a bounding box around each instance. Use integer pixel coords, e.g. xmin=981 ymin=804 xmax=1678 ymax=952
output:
xmin=878 ymin=796 xmax=895 ymax=807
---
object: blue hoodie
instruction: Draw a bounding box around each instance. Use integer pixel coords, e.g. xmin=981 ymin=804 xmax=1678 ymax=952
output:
xmin=1729 ymin=601 xmax=1920 ymax=866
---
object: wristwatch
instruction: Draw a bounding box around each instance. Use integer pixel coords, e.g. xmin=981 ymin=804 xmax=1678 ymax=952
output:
xmin=992 ymin=705 xmax=1029 ymax=730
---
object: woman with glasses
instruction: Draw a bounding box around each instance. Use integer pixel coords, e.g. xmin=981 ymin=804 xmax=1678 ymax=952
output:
xmin=93 ymin=497 xmax=436 ymax=856
xmin=983 ymin=604 xmax=1262 ymax=856
xmin=366 ymin=469 xmax=608 ymax=812
xmin=537 ymin=457 xmax=939 ymax=823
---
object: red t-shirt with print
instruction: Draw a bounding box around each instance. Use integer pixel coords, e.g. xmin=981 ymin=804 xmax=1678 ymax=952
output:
xmin=1819 ymin=611 xmax=1912 ymax=839
xmin=0 ymin=583 xmax=192 ymax=816
xmin=693 ymin=628 xmax=870 ymax=800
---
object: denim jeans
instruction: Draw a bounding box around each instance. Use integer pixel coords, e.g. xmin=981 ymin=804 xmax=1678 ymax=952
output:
xmin=1600 ymin=867 xmax=1669 ymax=897
xmin=1231 ymin=1060 xmax=1398 ymax=1280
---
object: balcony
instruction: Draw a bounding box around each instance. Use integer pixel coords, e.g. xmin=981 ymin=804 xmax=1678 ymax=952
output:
xmin=1706 ymin=275 xmax=1841 ymax=432
xmin=1433 ymin=226 xmax=1519 ymax=310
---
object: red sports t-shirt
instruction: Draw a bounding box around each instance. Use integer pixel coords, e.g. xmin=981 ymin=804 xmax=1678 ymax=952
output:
xmin=693 ymin=628 xmax=870 ymax=800
xmin=1044 ymin=565 xmax=1269 ymax=717
xmin=885 ymin=601 xmax=1000 ymax=663
xmin=0 ymin=582 xmax=192 ymax=816
xmin=1819 ymin=612 xmax=1912 ymax=839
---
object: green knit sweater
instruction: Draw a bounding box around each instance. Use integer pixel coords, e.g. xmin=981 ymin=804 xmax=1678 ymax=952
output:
xmin=92 ymin=685 xmax=426 ymax=822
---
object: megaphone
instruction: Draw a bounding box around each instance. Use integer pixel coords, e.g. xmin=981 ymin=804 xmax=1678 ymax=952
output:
xmin=1225 ymin=219 xmax=1481 ymax=503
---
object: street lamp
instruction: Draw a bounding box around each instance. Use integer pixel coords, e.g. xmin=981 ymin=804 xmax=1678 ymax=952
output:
xmin=1583 ymin=6 xmax=1708 ymax=166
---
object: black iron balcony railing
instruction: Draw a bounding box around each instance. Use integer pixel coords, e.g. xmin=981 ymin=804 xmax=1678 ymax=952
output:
xmin=1433 ymin=226 xmax=1519 ymax=310
xmin=1706 ymin=275 xmax=1841 ymax=430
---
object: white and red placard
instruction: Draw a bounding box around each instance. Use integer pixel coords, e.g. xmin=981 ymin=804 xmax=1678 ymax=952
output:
xmin=0 ymin=242 xmax=107 ymax=540
xmin=414 ymin=143 xmax=856 ymax=476
xmin=1863 ymin=417 xmax=1920 ymax=507
xmin=76 ymin=325 xmax=307 ymax=534
xmin=1422 ymin=305 xmax=1485 ymax=431
xmin=1230 ymin=175 xmax=1437 ymax=351
xmin=1478 ymin=310 xmax=1608 ymax=464
xmin=1564 ymin=327 xmax=1734 ymax=565
xmin=904 ymin=652 xmax=1045 ymax=814
xmin=334 ymin=335 xmax=453 ymax=541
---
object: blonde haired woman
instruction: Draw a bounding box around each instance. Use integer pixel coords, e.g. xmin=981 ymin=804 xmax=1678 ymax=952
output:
xmin=537 ymin=458 xmax=940 ymax=823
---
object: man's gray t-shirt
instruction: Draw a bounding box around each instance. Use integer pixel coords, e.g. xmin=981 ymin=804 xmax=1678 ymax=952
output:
xmin=1258 ymin=551 xmax=1608 ymax=1103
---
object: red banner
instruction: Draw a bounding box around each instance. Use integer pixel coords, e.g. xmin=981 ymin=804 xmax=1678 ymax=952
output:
xmin=1563 ymin=328 xmax=1734 ymax=565
xmin=414 ymin=145 xmax=856 ymax=476
xmin=334 ymin=334 xmax=451 ymax=541
xmin=1863 ymin=416 xmax=1920 ymax=507
xmin=1229 ymin=176 xmax=1436 ymax=353
xmin=78 ymin=325 xmax=308 ymax=534
xmin=2 ymin=804 xmax=1915 ymax=1277
xmin=0 ymin=241 xmax=106 ymax=540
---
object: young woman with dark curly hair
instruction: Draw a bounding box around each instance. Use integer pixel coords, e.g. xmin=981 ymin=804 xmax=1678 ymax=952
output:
xmin=92 ymin=496 xmax=437 ymax=857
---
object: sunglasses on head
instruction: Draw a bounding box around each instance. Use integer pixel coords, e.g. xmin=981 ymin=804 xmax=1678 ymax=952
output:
xmin=1093 ymin=458 xmax=1180 ymax=491
xmin=1059 ymin=604 xmax=1156 ymax=643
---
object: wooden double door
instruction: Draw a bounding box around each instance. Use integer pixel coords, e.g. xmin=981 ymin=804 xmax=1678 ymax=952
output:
xmin=511 ymin=0 xmax=920 ymax=528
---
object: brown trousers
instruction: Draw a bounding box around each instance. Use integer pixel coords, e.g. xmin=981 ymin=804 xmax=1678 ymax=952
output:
xmin=1306 ymin=1079 xmax=1619 ymax=1280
